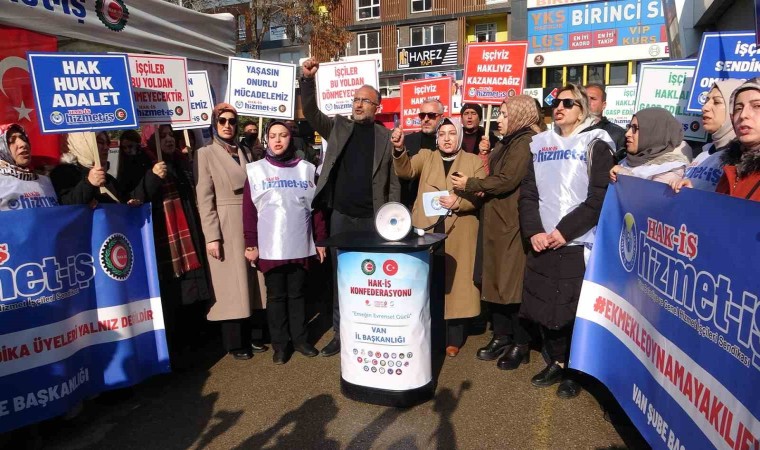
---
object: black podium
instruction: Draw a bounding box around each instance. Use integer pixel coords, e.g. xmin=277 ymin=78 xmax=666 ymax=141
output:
xmin=319 ymin=231 xmax=445 ymax=407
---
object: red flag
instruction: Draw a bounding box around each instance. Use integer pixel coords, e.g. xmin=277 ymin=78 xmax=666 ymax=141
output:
xmin=0 ymin=26 xmax=59 ymax=167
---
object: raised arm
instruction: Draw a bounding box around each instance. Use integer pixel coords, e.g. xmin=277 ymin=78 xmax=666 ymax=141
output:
xmin=300 ymin=58 xmax=335 ymax=140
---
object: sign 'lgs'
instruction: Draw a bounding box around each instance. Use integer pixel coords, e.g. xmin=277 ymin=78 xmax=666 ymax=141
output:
xmin=462 ymin=42 xmax=528 ymax=105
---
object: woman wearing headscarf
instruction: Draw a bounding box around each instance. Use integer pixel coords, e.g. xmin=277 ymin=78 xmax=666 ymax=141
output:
xmin=52 ymin=131 xmax=165 ymax=205
xmin=391 ymin=118 xmax=485 ymax=357
xmin=609 ymin=107 xmax=690 ymax=185
xmin=519 ymin=84 xmax=615 ymax=399
xmin=242 ymin=121 xmax=327 ymax=364
xmin=0 ymin=123 xmax=58 ymax=210
xmin=139 ymin=124 xmax=211 ymax=360
xmin=196 ymin=103 xmax=265 ymax=360
xmin=116 ymin=129 xmax=153 ymax=195
xmin=711 ymin=77 xmax=760 ymax=201
xmin=670 ymin=80 xmax=743 ymax=193
xmin=450 ymin=95 xmax=539 ymax=369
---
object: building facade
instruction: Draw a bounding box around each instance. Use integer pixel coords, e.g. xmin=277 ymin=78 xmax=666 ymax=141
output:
xmin=333 ymin=0 xmax=511 ymax=98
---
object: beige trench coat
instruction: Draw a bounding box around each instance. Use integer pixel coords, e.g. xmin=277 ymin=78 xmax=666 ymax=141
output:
xmin=195 ymin=142 xmax=265 ymax=321
xmin=394 ymin=148 xmax=484 ymax=319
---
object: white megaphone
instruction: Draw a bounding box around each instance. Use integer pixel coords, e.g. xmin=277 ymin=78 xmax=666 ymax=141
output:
xmin=374 ymin=202 xmax=416 ymax=241
xmin=374 ymin=202 xmax=451 ymax=241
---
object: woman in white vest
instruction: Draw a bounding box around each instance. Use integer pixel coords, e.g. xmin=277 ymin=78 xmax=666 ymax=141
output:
xmin=519 ymin=84 xmax=615 ymax=399
xmin=609 ymin=107 xmax=690 ymax=184
xmin=243 ymin=120 xmax=327 ymax=365
xmin=671 ymin=79 xmax=743 ymax=192
xmin=0 ymin=123 xmax=58 ymax=211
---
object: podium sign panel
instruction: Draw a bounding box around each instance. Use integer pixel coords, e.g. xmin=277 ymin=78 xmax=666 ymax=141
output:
xmin=337 ymin=250 xmax=432 ymax=390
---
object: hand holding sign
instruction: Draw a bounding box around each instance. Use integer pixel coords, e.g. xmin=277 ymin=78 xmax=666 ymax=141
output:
xmin=302 ymin=58 xmax=320 ymax=78
xmin=152 ymin=161 xmax=167 ymax=179
xmin=88 ymin=166 xmax=107 ymax=187
xmin=391 ymin=127 xmax=405 ymax=150
xmin=478 ymin=136 xmax=490 ymax=154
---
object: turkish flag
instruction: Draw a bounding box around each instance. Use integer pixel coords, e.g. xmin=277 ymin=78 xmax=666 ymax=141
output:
xmin=0 ymin=26 xmax=59 ymax=167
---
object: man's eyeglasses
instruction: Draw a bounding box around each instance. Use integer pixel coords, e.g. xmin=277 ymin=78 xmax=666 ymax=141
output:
xmin=626 ymin=123 xmax=640 ymax=134
xmin=550 ymin=98 xmax=580 ymax=109
xmin=353 ymin=97 xmax=378 ymax=107
xmin=218 ymin=117 xmax=237 ymax=126
xmin=418 ymin=112 xmax=441 ymax=120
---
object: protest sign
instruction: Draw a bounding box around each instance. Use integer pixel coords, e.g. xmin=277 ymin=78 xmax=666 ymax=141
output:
xmin=688 ymin=31 xmax=760 ymax=112
xmin=571 ymin=176 xmax=760 ymax=450
xmin=127 ymin=54 xmax=191 ymax=125
xmin=27 ymin=53 xmax=137 ymax=133
xmin=173 ymin=71 xmax=213 ymax=130
xmin=604 ymin=85 xmax=637 ymax=127
xmin=462 ymin=41 xmax=528 ymax=105
xmin=0 ymin=204 xmax=169 ymax=433
xmin=316 ymin=59 xmax=379 ymax=117
xmin=636 ymin=62 xmax=707 ymax=142
xmin=399 ymin=77 xmax=452 ymax=131
xmin=226 ymin=57 xmax=296 ymax=120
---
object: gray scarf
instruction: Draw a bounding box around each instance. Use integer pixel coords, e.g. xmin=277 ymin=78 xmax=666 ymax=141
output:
xmin=626 ymin=108 xmax=683 ymax=168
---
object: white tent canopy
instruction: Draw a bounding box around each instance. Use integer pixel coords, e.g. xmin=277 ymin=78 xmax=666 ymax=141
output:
xmin=0 ymin=0 xmax=236 ymax=64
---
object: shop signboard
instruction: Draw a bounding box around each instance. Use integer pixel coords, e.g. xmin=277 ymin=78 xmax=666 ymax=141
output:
xmin=527 ymin=0 xmax=669 ymax=68
xmin=397 ymin=43 xmax=458 ymax=70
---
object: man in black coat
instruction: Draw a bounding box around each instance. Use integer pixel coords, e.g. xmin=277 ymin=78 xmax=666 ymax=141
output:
xmin=582 ymin=84 xmax=627 ymax=161
xmin=300 ymin=57 xmax=400 ymax=357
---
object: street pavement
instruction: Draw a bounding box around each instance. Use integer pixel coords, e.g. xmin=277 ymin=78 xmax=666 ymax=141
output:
xmin=6 ymin=327 xmax=650 ymax=450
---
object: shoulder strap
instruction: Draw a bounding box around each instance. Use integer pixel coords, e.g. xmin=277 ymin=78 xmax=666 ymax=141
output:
xmin=745 ymin=178 xmax=760 ymax=200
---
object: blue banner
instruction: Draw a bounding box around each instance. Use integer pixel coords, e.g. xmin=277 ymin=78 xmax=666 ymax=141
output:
xmin=687 ymin=31 xmax=760 ymax=112
xmin=0 ymin=205 xmax=169 ymax=433
xmin=570 ymin=176 xmax=760 ymax=449
xmin=27 ymin=52 xmax=138 ymax=133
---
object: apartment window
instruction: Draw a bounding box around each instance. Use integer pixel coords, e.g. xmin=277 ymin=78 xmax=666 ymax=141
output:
xmin=547 ymin=67 xmax=563 ymax=87
xmin=410 ymin=23 xmax=444 ymax=46
xmin=609 ymin=62 xmax=628 ymax=85
xmin=587 ymin=64 xmax=605 ymax=85
xmin=527 ymin=68 xmax=542 ymax=88
xmin=358 ymin=31 xmax=381 ymax=55
xmin=567 ymin=65 xmax=583 ymax=85
xmin=411 ymin=0 xmax=431 ymax=13
xmin=381 ymin=76 xmax=402 ymax=99
xmin=357 ymin=0 xmax=380 ymax=20
xmin=238 ymin=15 xmax=246 ymax=40
xmin=475 ymin=23 xmax=496 ymax=43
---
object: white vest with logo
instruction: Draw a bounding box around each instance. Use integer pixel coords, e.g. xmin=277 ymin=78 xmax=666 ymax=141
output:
xmin=530 ymin=129 xmax=613 ymax=246
xmin=683 ymin=148 xmax=724 ymax=191
xmin=0 ymin=174 xmax=58 ymax=211
xmin=247 ymin=159 xmax=316 ymax=260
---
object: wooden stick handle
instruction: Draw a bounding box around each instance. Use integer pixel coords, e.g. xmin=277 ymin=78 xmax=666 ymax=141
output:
xmin=484 ymin=105 xmax=492 ymax=135
xmin=155 ymin=126 xmax=163 ymax=162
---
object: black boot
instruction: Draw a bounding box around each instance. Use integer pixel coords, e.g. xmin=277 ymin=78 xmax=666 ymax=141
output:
xmin=531 ymin=362 xmax=563 ymax=387
xmin=496 ymin=344 xmax=530 ymax=370
xmin=294 ymin=341 xmax=319 ymax=357
xmin=476 ymin=335 xmax=513 ymax=361
xmin=557 ymin=373 xmax=582 ymax=399
xmin=320 ymin=336 xmax=340 ymax=357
